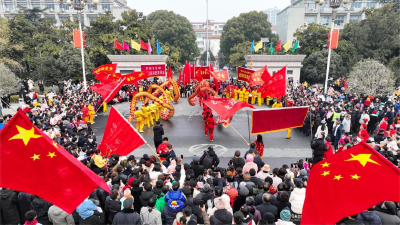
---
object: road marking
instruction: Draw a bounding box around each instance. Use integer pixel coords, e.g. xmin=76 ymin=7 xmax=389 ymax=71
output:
xmin=189 ymin=144 xmax=228 ymax=157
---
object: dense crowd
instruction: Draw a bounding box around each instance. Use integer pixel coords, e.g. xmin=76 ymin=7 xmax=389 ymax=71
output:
xmin=1 ymin=77 xmax=400 ymax=225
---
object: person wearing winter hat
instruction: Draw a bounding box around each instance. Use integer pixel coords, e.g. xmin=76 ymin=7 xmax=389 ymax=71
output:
xmin=276 ymin=209 xmax=295 ymax=225
xmin=233 ymin=186 xmax=249 ymax=213
xmin=25 ymin=210 xmax=41 ymax=225
xmin=243 ymin=154 xmax=258 ymax=175
xmin=374 ymin=201 xmax=400 ymax=224
xmin=165 ymin=181 xmax=186 ymax=213
xmin=48 ymin=205 xmax=75 ymax=225
xmin=294 ymin=169 xmax=307 ymax=184
xmin=120 ymin=189 xmax=133 ymax=210
xmin=209 ymin=197 xmax=233 ymax=225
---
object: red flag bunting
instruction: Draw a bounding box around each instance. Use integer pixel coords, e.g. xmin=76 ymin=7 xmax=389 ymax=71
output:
xmin=237 ymin=67 xmax=254 ymax=83
xmin=210 ymin=69 xmax=229 ymax=81
xmin=98 ymin=107 xmax=146 ymax=156
xmin=178 ymin=69 xmax=182 ymax=84
xmin=203 ymin=98 xmax=255 ymax=121
xmin=95 ymin=72 xmax=121 ymax=84
xmin=90 ymin=79 xmax=126 ymax=102
xmin=302 ymin=141 xmax=400 ymax=224
xmin=120 ymin=71 xmax=150 ymax=84
xmin=167 ymin=67 xmax=173 ymax=80
xmin=275 ymin=40 xmax=282 ymax=51
xmin=92 ymin=64 xmax=117 ymax=75
xmin=251 ymin=107 xmax=309 ymax=134
xmin=0 ymin=110 xmax=110 ymax=214
xmin=114 ymin=40 xmax=123 ymax=50
xmin=249 ymin=66 xmax=268 ymax=86
xmin=140 ymin=40 xmax=148 ymax=50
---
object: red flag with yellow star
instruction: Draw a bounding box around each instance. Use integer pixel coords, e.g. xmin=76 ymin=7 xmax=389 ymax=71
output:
xmin=0 ymin=110 xmax=110 ymax=214
xmin=302 ymin=141 xmax=400 ymax=225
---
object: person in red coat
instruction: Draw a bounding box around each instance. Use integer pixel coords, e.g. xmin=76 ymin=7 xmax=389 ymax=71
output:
xmin=205 ymin=114 xmax=217 ymax=142
xmin=324 ymin=136 xmax=334 ymax=158
xmin=81 ymin=105 xmax=89 ymax=122
xmin=378 ymin=117 xmax=388 ymax=136
xmin=358 ymin=124 xmax=369 ymax=142
xmin=156 ymin=137 xmax=171 ymax=161
xmin=388 ymin=124 xmax=396 ymax=137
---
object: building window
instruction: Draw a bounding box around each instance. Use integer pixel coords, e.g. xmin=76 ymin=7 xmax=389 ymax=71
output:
xmin=32 ymin=2 xmax=41 ymax=8
xmin=219 ymin=25 xmax=223 ymax=28
xmin=45 ymin=1 xmax=55 ymax=10
xmin=349 ymin=15 xmax=359 ymax=22
xmin=366 ymin=2 xmax=376 ymax=8
xmin=59 ymin=16 xmax=68 ymax=21
xmin=306 ymin=16 xmax=316 ymax=24
xmin=88 ymin=3 xmax=97 ymax=10
xmin=5 ymin=4 xmax=14 ymax=10
xmin=287 ymin=70 xmax=293 ymax=75
xmin=17 ymin=3 xmax=28 ymax=8
xmin=335 ymin=15 xmax=345 ymax=26
xmin=59 ymin=3 xmax=68 ymax=10
xmin=351 ymin=2 xmax=361 ymax=8
xmin=308 ymin=3 xmax=316 ymax=9
xmin=120 ymin=70 xmax=133 ymax=74
xmin=102 ymin=4 xmax=111 ymax=10
xmin=320 ymin=16 xmax=330 ymax=26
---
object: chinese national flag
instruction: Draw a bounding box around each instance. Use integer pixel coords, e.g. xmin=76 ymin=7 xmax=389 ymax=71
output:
xmin=120 ymin=71 xmax=150 ymax=84
xmin=211 ymin=70 xmax=229 ymax=81
xmin=258 ymin=66 xmax=286 ymax=99
xmin=92 ymin=64 xmax=117 ymax=75
xmin=302 ymin=141 xmax=400 ymax=225
xmin=0 ymin=110 xmax=110 ymax=214
xmin=114 ymin=40 xmax=123 ymax=50
xmin=98 ymin=107 xmax=146 ymax=156
xmin=73 ymin=29 xmax=85 ymax=49
xmin=95 ymin=72 xmax=121 ymax=84
xmin=203 ymin=98 xmax=255 ymax=121
xmin=90 ymin=79 xmax=126 ymax=102
xmin=327 ymin=29 xmax=340 ymax=49
xmin=251 ymin=107 xmax=309 ymax=134
xmin=140 ymin=40 xmax=148 ymax=50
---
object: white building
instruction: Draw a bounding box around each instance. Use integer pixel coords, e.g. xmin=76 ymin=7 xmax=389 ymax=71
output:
xmin=192 ymin=20 xmax=225 ymax=56
xmin=277 ymin=0 xmax=382 ymax=43
xmin=263 ymin=7 xmax=280 ymax=26
xmin=0 ymin=0 xmax=130 ymax=27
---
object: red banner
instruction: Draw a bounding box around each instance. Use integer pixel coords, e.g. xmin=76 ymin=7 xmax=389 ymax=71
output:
xmin=95 ymin=72 xmax=121 ymax=84
xmin=258 ymin=66 xmax=287 ymax=99
xmin=203 ymin=98 xmax=255 ymax=121
xmin=90 ymin=79 xmax=126 ymax=102
xmin=120 ymin=71 xmax=150 ymax=84
xmin=251 ymin=107 xmax=309 ymax=134
xmin=141 ymin=64 xmax=166 ymax=77
xmin=249 ymin=66 xmax=270 ymax=86
xmin=195 ymin=66 xmax=211 ymax=80
xmin=92 ymin=64 xmax=117 ymax=75
xmin=237 ymin=67 xmax=254 ymax=83
xmin=98 ymin=107 xmax=146 ymax=156
xmin=210 ymin=70 xmax=229 ymax=81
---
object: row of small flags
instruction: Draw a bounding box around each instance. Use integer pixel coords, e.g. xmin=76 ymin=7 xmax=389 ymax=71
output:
xmin=250 ymin=39 xmax=300 ymax=54
xmin=114 ymin=39 xmax=162 ymax=55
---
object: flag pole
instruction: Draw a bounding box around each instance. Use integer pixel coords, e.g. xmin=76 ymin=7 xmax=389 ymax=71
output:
xmin=146 ymin=143 xmax=161 ymax=162
xmin=247 ymin=110 xmax=251 ymax=143
xmin=229 ymin=124 xmax=250 ymax=145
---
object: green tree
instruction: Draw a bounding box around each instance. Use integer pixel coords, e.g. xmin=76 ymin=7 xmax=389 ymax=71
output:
xmin=335 ymin=40 xmax=359 ymax=74
xmin=0 ymin=18 xmax=23 ymax=71
xmin=32 ymin=58 xmax=61 ymax=86
xmin=148 ymin=10 xmax=198 ymax=63
xmin=347 ymin=59 xmax=395 ymax=95
xmin=293 ymin=23 xmax=330 ymax=57
xmin=199 ymin=51 xmax=216 ymax=65
xmin=220 ymin=11 xmax=276 ymax=62
xmin=229 ymin=41 xmax=252 ymax=68
xmin=58 ymin=45 xmax=95 ymax=82
xmin=0 ymin=63 xmax=19 ymax=95
xmin=217 ymin=51 xmax=227 ymax=69
xmin=301 ymin=49 xmax=345 ymax=84
xmin=388 ymin=56 xmax=400 ymax=84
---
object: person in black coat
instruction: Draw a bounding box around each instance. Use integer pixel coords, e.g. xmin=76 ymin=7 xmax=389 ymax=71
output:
xmin=367 ymin=112 xmax=379 ymax=134
xmin=191 ymin=156 xmax=205 ymax=179
xmin=374 ymin=129 xmax=386 ymax=144
xmin=79 ymin=210 xmax=105 ymax=225
xmin=233 ymin=187 xmax=249 ymax=213
xmin=199 ymin=146 xmax=220 ymax=169
xmin=139 ymin=183 xmax=155 ymax=207
xmin=0 ymin=189 xmax=21 ymax=225
xmin=30 ymin=197 xmax=53 ymax=225
xmin=18 ymin=192 xmax=37 ymax=223
xmin=311 ymin=132 xmax=326 ymax=165
xmin=272 ymin=191 xmax=291 ymax=216
xmin=153 ymin=121 xmax=164 ymax=149
xmin=112 ymin=198 xmax=140 ymax=225
xmin=384 ymin=108 xmax=394 ymax=128
xmin=255 ymin=193 xmax=278 ymax=221
xmin=105 ymin=190 xmax=121 ymax=224
xmin=158 ymin=144 xmax=176 ymax=167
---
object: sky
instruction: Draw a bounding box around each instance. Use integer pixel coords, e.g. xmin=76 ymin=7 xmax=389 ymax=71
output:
xmin=127 ymin=0 xmax=291 ymax=22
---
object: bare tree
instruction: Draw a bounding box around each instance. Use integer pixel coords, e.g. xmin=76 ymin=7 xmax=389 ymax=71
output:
xmin=0 ymin=63 xmax=19 ymax=95
xmin=347 ymin=59 xmax=395 ymax=96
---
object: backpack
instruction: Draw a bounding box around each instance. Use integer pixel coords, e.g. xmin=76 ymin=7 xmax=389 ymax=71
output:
xmin=202 ymin=151 xmax=213 ymax=169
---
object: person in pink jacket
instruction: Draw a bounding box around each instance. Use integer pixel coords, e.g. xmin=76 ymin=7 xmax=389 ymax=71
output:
xmin=243 ymin=154 xmax=258 ymax=175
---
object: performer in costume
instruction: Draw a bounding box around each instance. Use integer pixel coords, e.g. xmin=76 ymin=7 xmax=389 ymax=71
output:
xmin=88 ymin=101 xmax=95 ymax=124
xmin=139 ymin=85 xmax=144 ymax=101
xmin=134 ymin=107 xmax=144 ymax=133
xmin=150 ymin=102 xmax=157 ymax=125
xmin=154 ymin=101 xmax=160 ymax=122
xmin=251 ymin=88 xmax=257 ymax=105
xmin=103 ymin=102 xmax=107 ymax=112
xmin=244 ymin=89 xmax=250 ymax=103
xmin=233 ymin=88 xmax=238 ymax=100
xmin=254 ymin=134 xmax=264 ymax=159
xmin=141 ymin=103 xmax=151 ymax=128
xmin=156 ymin=137 xmax=171 ymax=162
xmin=257 ymin=92 xmax=262 ymax=106
xmin=82 ymin=104 xmax=89 ymax=122
xmin=205 ymin=114 xmax=217 ymax=142
xmin=238 ymin=87 xmax=245 ymax=102
xmin=272 ymin=99 xmax=291 ymax=139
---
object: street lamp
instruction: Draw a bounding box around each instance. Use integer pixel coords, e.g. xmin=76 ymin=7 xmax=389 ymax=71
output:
xmin=60 ymin=0 xmax=98 ymax=91
xmin=320 ymin=0 xmax=355 ymax=94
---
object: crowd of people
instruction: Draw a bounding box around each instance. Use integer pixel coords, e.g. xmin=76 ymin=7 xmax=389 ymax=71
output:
xmin=1 ymin=76 xmax=400 ymax=225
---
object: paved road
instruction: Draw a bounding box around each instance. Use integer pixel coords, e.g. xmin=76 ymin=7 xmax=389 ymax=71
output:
xmin=92 ymin=99 xmax=313 ymax=170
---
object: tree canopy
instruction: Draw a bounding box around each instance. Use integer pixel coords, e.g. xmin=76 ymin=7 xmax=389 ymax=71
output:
xmin=200 ymin=51 xmax=216 ymax=64
xmin=220 ymin=11 xmax=278 ymax=66
xmin=148 ymin=10 xmax=199 ymax=64
xmin=293 ymin=23 xmax=330 ymax=57
xmin=0 ymin=63 xmax=19 ymax=95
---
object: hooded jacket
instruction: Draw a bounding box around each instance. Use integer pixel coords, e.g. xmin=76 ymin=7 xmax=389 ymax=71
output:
xmin=165 ymin=189 xmax=186 ymax=213
xmin=140 ymin=191 xmax=155 ymax=207
xmin=243 ymin=154 xmax=258 ymax=175
xmin=30 ymin=198 xmax=53 ymax=225
xmin=18 ymin=192 xmax=36 ymax=222
xmin=210 ymin=209 xmax=233 ymax=225
xmin=311 ymin=138 xmax=325 ymax=157
xmin=200 ymin=149 xmax=220 ymax=168
xmin=112 ymin=208 xmax=140 ymax=225
xmin=0 ymin=189 xmax=20 ymax=225
xmin=162 ymin=207 xmax=177 ymax=225
xmin=232 ymin=157 xmax=246 ymax=170
xmin=104 ymin=196 xmax=121 ymax=224
xmin=356 ymin=211 xmax=382 ymax=225
xmin=153 ymin=125 xmax=164 ymax=141
xmin=140 ymin=207 xmax=162 ymax=225
xmin=289 ymin=188 xmax=306 ymax=214
xmin=76 ymin=199 xmax=97 ymax=220
xmin=48 ymin=205 xmax=74 ymax=225
xmin=131 ymin=187 xmax=143 ymax=213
